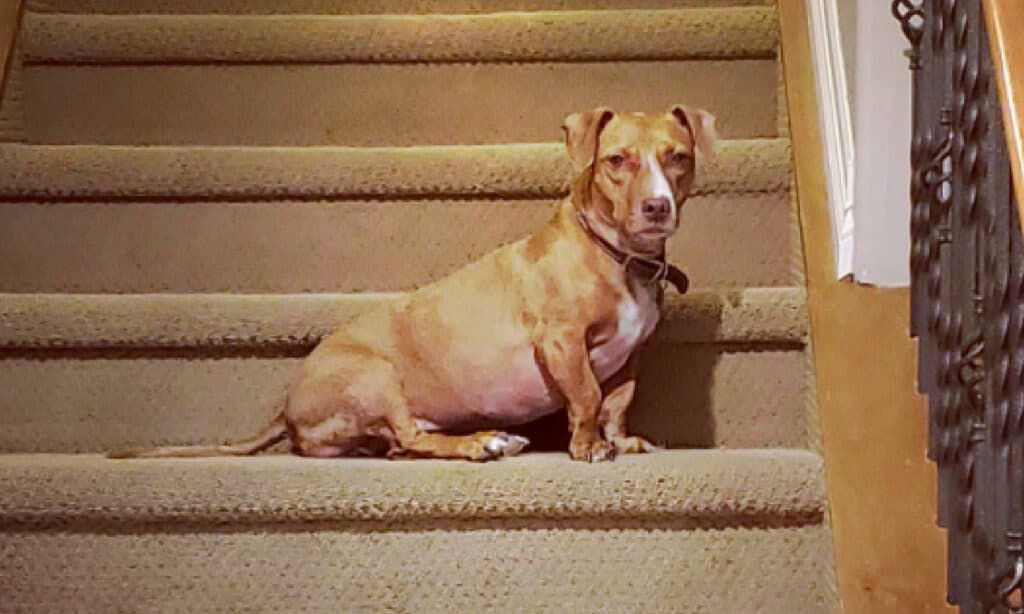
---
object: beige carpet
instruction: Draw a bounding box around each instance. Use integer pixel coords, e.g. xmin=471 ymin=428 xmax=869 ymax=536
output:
xmin=1 ymin=526 xmax=833 ymax=614
xmin=0 ymin=0 xmax=838 ymax=611
xmin=0 ymin=450 xmax=832 ymax=613
xmin=0 ymin=450 xmax=824 ymax=528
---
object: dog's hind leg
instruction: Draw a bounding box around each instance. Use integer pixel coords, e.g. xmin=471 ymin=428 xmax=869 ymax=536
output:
xmin=285 ymin=375 xmax=370 ymax=458
xmin=287 ymin=354 xmax=527 ymax=461
xmin=371 ymin=372 xmax=528 ymax=461
xmin=383 ymin=401 xmax=529 ymax=461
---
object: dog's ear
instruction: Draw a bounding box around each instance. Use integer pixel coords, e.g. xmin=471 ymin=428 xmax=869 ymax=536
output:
xmin=562 ymin=107 xmax=614 ymax=172
xmin=670 ymin=105 xmax=717 ymax=162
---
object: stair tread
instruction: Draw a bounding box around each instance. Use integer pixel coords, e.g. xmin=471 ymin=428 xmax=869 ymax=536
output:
xmin=27 ymin=0 xmax=773 ymax=14
xmin=0 ymin=448 xmax=825 ymax=528
xmin=0 ymin=138 xmax=790 ymax=200
xmin=22 ymin=7 xmax=777 ymax=64
xmin=0 ymin=287 xmax=807 ymax=350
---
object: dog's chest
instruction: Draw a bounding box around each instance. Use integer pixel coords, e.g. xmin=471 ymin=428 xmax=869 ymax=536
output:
xmin=588 ymin=285 xmax=660 ymax=381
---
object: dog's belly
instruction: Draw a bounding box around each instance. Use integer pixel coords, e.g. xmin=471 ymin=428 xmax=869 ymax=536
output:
xmin=410 ymin=346 xmax=560 ymax=430
xmin=404 ymin=293 xmax=659 ymax=431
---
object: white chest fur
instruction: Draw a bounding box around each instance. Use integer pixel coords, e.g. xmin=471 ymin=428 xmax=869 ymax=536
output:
xmin=588 ymin=283 xmax=660 ymax=382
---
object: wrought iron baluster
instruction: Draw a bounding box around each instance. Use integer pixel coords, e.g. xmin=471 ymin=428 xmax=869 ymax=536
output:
xmin=946 ymin=1 xmax=989 ymax=605
xmin=994 ymin=199 xmax=1024 ymax=613
xmin=895 ymin=0 xmax=1024 ymax=610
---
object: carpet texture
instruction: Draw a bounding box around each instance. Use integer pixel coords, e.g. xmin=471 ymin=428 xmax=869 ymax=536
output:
xmin=0 ymin=525 xmax=833 ymax=614
xmin=22 ymin=9 xmax=778 ymax=64
xmin=0 ymin=140 xmax=795 ymax=293
xmin=20 ymin=61 xmax=778 ymax=145
xmin=0 ymin=345 xmax=809 ymax=453
xmin=26 ymin=0 xmax=773 ymax=14
xmin=0 ymin=450 xmax=824 ymax=528
xmin=0 ymin=450 xmax=834 ymax=612
xmin=0 ymin=0 xmax=838 ymax=611
xmin=0 ymin=192 xmax=797 ymax=292
xmin=0 ymin=140 xmax=790 ymax=199
xmin=0 ymin=288 xmax=806 ymax=350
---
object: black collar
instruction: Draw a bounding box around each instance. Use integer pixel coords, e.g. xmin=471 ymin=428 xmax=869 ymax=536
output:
xmin=576 ymin=211 xmax=689 ymax=294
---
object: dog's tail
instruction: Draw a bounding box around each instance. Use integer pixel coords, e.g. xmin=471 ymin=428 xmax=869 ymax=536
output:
xmin=107 ymin=414 xmax=289 ymax=459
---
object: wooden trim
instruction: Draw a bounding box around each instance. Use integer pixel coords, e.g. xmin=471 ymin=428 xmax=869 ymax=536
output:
xmin=0 ymin=1 xmax=23 ymax=103
xmin=984 ymin=0 xmax=1024 ymax=234
xmin=778 ymin=0 xmax=835 ymax=282
xmin=777 ymin=1 xmax=955 ymax=612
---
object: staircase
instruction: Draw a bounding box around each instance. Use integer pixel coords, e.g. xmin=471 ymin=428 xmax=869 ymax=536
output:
xmin=0 ymin=1 xmax=838 ymax=612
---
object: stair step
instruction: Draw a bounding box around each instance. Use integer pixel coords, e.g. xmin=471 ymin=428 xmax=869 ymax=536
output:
xmin=0 ymin=288 xmax=807 ymax=350
xmin=22 ymin=9 xmax=777 ymax=64
xmin=3 ymin=526 xmax=833 ymax=613
xmin=17 ymin=63 xmax=777 ymax=146
xmin=0 ymin=140 xmax=788 ymax=200
xmin=0 ymin=451 xmax=833 ymax=613
xmin=0 ymin=193 xmax=797 ymax=292
xmin=26 ymin=0 xmax=773 ymax=14
xmin=0 ymin=449 xmax=824 ymax=528
xmin=0 ymin=344 xmax=810 ymax=453
xmin=0 ymin=288 xmax=809 ymax=453
xmin=0 ymin=3 xmax=835 ymax=610
xmin=0 ymin=140 xmax=795 ymax=292
xmin=12 ymin=8 xmax=779 ymax=144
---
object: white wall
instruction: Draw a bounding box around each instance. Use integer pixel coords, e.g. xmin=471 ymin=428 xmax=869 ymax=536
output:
xmin=850 ymin=0 xmax=912 ymax=287
xmin=810 ymin=0 xmax=912 ymax=287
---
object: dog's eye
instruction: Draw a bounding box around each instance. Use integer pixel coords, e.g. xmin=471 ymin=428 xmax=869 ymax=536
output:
xmin=670 ymin=151 xmax=692 ymax=166
xmin=607 ymin=154 xmax=626 ymax=168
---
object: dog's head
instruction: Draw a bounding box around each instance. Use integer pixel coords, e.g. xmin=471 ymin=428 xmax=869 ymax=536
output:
xmin=562 ymin=105 xmax=716 ymax=256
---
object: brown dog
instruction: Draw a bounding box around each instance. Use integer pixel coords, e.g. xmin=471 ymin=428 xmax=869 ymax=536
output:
xmin=111 ymin=105 xmax=715 ymax=462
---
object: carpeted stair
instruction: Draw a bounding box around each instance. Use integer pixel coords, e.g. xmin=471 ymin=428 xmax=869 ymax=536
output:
xmin=0 ymin=1 xmax=838 ymax=612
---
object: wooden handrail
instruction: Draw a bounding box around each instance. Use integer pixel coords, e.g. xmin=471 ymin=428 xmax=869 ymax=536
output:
xmin=984 ymin=0 xmax=1024 ymax=232
xmin=0 ymin=1 xmax=24 ymax=107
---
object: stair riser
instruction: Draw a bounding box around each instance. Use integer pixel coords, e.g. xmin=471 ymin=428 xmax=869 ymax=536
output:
xmin=27 ymin=0 xmax=772 ymax=13
xmin=19 ymin=61 xmax=777 ymax=145
xmin=22 ymin=12 xmax=778 ymax=64
xmin=0 ymin=345 xmax=807 ymax=453
xmin=0 ymin=193 xmax=792 ymax=293
xmin=0 ymin=525 xmax=833 ymax=614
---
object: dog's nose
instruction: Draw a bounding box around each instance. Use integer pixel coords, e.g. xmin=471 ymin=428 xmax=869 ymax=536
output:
xmin=641 ymin=197 xmax=671 ymax=222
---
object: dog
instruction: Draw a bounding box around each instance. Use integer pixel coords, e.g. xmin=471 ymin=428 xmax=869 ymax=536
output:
xmin=110 ymin=105 xmax=715 ymax=462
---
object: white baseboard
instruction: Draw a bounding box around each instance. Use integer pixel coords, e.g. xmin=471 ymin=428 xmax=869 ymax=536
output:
xmin=806 ymin=0 xmax=855 ymax=280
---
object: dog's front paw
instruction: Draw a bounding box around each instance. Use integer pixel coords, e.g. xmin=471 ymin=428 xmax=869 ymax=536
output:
xmin=610 ymin=436 xmax=662 ymax=454
xmin=569 ymin=435 xmax=616 ymax=463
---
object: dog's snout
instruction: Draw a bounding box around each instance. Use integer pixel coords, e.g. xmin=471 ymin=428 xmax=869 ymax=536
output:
xmin=641 ymin=197 xmax=671 ymax=222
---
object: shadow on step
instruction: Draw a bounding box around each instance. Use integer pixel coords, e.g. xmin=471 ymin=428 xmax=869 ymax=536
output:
xmin=513 ymin=292 xmax=741 ymax=452
xmin=6 ymin=514 xmax=825 ymax=536
xmin=510 ymin=344 xmax=723 ymax=452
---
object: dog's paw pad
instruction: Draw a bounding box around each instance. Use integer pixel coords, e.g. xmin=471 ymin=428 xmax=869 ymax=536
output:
xmin=484 ymin=433 xmax=530 ymax=457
